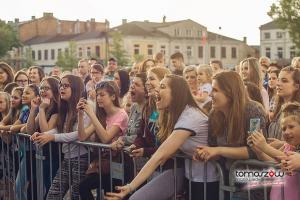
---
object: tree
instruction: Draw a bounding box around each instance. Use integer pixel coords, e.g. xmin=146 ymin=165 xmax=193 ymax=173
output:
xmin=268 ymin=0 xmax=300 ymax=51
xmin=109 ymin=31 xmax=130 ymax=66
xmin=133 ymin=54 xmax=145 ymax=63
xmin=0 ymin=20 xmax=21 ymax=58
xmin=56 ymin=41 xmax=78 ymax=71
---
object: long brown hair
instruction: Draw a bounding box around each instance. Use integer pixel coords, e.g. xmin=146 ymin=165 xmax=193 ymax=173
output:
xmin=157 ymin=74 xmax=203 ymax=142
xmin=95 ymin=81 xmax=120 ymax=128
xmin=0 ymin=62 xmax=14 ymax=87
xmin=210 ymin=71 xmax=247 ymax=144
xmin=240 ymin=57 xmax=262 ymax=89
xmin=273 ymin=66 xmax=300 ymax=120
xmin=57 ymin=75 xmax=84 ymax=132
xmin=143 ymin=67 xmax=171 ymax=119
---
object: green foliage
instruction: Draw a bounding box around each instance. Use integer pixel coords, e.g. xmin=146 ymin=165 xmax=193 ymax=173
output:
xmin=133 ymin=54 xmax=145 ymax=63
xmin=109 ymin=31 xmax=130 ymax=66
xmin=55 ymin=41 xmax=78 ymax=71
xmin=268 ymin=0 xmax=300 ymax=51
xmin=0 ymin=20 xmax=21 ymax=58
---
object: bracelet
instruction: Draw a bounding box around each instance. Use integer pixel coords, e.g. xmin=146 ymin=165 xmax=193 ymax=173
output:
xmin=126 ymin=183 xmax=133 ymax=194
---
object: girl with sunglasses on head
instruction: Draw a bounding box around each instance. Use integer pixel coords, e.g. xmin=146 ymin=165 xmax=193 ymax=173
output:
xmin=30 ymin=75 xmax=89 ymax=200
xmin=77 ymin=81 xmax=128 ymax=199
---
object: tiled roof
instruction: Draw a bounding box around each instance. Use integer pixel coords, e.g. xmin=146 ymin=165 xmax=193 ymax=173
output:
xmin=207 ymin=31 xmax=242 ymax=42
xmin=260 ymin=21 xmax=282 ymax=30
xmin=23 ymin=31 xmax=106 ymax=45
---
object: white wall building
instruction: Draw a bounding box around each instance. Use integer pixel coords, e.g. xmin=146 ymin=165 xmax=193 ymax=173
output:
xmin=260 ymin=21 xmax=296 ymax=60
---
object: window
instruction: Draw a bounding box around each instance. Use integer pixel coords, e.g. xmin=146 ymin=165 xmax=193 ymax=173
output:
xmin=65 ymin=48 xmax=69 ymax=56
xmin=175 ymin=45 xmax=180 ymax=53
xmin=277 ymin=47 xmax=283 ymax=59
xmin=58 ymin=49 xmax=62 ymax=57
xmin=221 ymin=47 xmax=226 ymax=58
xmin=87 ymin=47 xmax=91 ymax=57
xmin=186 ymin=29 xmax=192 ymax=37
xmin=187 ymin=46 xmax=192 ymax=57
xmin=265 ymin=47 xmax=271 ymax=58
xmin=174 ymin=28 xmax=180 ymax=36
xmin=32 ymin=50 xmax=35 ymax=60
xmin=210 ymin=46 xmax=215 ymax=58
xmin=51 ymin=49 xmax=55 ymax=60
xmin=44 ymin=50 xmax=48 ymax=60
xmin=276 ymin=32 xmax=283 ymax=39
xmin=198 ymin=46 xmax=203 ymax=58
xmin=38 ymin=50 xmax=41 ymax=60
xmin=78 ymin=48 xmax=83 ymax=57
xmin=198 ymin=30 xmax=202 ymax=37
xmin=147 ymin=45 xmax=153 ymax=56
xmin=264 ymin=32 xmax=270 ymax=39
xmin=231 ymin=47 xmax=237 ymax=59
xmin=160 ymin=45 xmax=166 ymax=55
xmin=290 ymin=46 xmax=296 ymax=59
xmin=134 ymin=44 xmax=140 ymax=55
xmin=95 ymin=46 xmax=100 ymax=58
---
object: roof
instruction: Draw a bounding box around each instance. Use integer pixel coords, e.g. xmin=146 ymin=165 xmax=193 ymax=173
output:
xmin=111 ymin=19 xmax=195 ymax=38
xmin=260 ymin=21 xmax=282 ymax=30
xmin=23 ymin=31 xmax=106 ymax=45
xmin=207 ymin=31 xmax=242 ymax=43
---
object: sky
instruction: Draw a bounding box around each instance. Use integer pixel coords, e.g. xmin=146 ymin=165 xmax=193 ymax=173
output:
xmin=0 ymin=0 xmax=276 ymax=45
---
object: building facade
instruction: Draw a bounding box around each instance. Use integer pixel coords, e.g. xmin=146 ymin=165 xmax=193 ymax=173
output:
xmin=260 ymin=21 xmax=296 ymax=60
xmin=112 ymin=18 xmax=255 ymax=68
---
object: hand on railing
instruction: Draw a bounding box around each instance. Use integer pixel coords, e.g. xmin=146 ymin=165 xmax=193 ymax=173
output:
xmin=30 ymin=132 xmax=54 ymax=147
xmin=111 ymin=137 xmax=125 ymax=151
xmin=193 ymin=146 xmax=220 ymax=162
xmin=278 ymin=151 xmax=300 ymax=174
xmin=105 ymin=185 xmax=131 ymax=200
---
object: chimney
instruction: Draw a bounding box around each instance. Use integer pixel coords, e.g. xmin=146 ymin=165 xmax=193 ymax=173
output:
xmin=163 ymin=15 xmax=166 ymax=23
xmin=43 ymin=12 xmax=53 ymax=17
xmin=14 ymin=18 xmax=19 ymax=23
xmin=91 ymin=18 xmax=95 ymax=22
xmin=86 ymin=20 xmax=91 ymax=32
xmin=144 ymin=20 xmax=149 ymax=23
xmin=243 ymin=36 xmax=247 ymax=44
xmin=122 ymin=19 xmax=127 ymax=25
xmin=31 ymin=16 xmax=36 ymax=20
xmin=105 ymin=19 xmax=110 ymax=30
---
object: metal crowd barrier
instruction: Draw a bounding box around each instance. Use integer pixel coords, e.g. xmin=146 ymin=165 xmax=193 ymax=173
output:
xmin=0 ymin=132 xmax=296 ymax=200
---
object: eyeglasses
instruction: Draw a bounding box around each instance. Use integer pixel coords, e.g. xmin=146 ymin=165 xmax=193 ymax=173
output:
xmin=39 ymin=86 xmax=51 ymax=91
xmin=59 ymin=83 xmax=71 ymax=89
xmin=16 ymin=80 xmax=28 ymax=83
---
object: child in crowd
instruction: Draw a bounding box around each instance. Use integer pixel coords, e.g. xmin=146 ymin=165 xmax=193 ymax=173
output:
xmin=196 ymin=65 xmax=212 ymax=108
xmin=247 ymin=102 xmax=300 ymax=200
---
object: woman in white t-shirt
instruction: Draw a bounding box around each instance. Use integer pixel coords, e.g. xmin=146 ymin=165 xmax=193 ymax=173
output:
xmin=105 ymin=75 xmax=219 ymax=200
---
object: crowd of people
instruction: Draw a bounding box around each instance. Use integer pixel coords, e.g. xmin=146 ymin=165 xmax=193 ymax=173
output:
xmin=0 ymin=52 xmax=300 ymax=200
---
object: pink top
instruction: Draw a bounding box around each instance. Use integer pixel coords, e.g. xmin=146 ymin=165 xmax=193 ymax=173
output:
xmin=270 ymin=144 xmax=300 ymax=200
xmin=106 ymin=109 xmax=128 ymax=142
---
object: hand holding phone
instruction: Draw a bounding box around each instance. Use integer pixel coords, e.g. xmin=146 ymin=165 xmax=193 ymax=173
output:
xmin=249 ymin=118 xmax=260 ymax=134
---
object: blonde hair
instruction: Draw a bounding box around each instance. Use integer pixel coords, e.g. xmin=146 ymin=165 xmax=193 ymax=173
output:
xmin=0 ymin=92 xmax=10 ymax=116
xmin=197 ymin=64 xmax=213 ymax=83
xmin=183 ymin=66 xmax=197 ymax=75
xmin=291 ymin=57 xmax=300 ymax=69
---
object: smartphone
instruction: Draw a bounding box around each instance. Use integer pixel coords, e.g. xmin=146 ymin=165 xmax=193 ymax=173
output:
xmin=123 ymin=146 xmax=132 ymax=154
xmin=249 ymin=118 xmax=260 ymax=134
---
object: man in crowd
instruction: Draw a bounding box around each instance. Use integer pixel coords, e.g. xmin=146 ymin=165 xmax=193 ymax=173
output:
xmin=104 ymin=57 xmax=118 ymax=80
xmin=78 ymin=59 xmax=91 ymax=98
xmin=209 ymin=60 xmax=223 ymax=75
xmin=170 ymin=52 xmax=185 ymax=76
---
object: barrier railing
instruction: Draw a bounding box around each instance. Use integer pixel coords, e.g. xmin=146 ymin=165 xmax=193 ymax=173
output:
xmin=0 ymin=132 xmax=296 ymax=200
